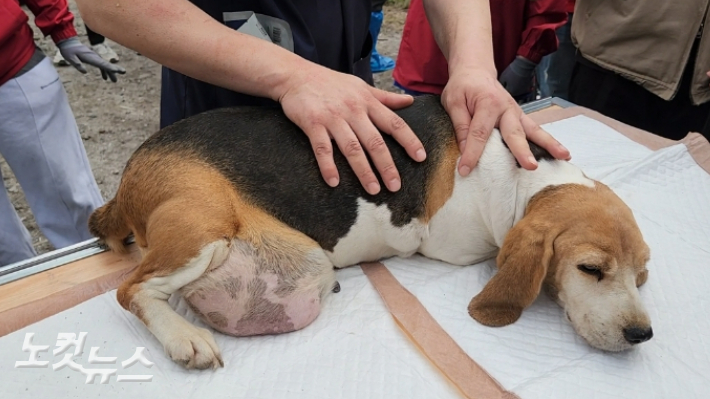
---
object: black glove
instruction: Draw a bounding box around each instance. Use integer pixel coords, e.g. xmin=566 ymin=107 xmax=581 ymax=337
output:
xmin=499 ymin=56 xmax=537 ymax=98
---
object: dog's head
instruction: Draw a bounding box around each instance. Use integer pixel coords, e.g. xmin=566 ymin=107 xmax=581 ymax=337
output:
xmin=468 ymin=181 xmax=652 ymax=351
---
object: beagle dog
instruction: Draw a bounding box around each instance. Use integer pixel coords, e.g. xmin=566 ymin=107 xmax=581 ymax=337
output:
xmin=89 ymin=95 xmax=653 ymax=370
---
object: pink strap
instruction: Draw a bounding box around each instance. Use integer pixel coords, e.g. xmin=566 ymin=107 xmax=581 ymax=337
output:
xmin=361 ymin=262 xmax=520 ymax=399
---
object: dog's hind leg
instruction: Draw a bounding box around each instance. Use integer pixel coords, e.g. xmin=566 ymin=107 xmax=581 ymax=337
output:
xmin=116 ymin=198 xmax=236 ymax=370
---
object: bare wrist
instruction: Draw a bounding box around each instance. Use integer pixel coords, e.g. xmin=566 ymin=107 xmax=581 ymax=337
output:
xmin=268 ymin=57 xmax=319 ymax=102
xmin=448 ymin=58 xmax=497 ymax=80
xmin=446 ymin=40 xmax=497 ymax=78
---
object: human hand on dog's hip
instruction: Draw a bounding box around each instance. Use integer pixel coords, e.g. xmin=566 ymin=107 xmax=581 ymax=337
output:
xmin=277 ymin=67 xmax=427 ymax=195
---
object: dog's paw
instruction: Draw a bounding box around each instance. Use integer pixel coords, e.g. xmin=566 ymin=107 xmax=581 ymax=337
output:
xmin=163 ymin=326 xmax=224 ymax=370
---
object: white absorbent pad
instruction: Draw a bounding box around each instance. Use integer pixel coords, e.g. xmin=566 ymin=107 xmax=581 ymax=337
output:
xmin=1 ymin=115 xmax=709 ymax=399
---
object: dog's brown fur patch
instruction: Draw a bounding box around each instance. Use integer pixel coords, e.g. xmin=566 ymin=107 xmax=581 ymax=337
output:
xmin=422 ymin=122 xmax=459 ymax=222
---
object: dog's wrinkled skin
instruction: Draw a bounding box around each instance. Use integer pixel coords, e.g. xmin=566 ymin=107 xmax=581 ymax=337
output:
xmin=89 ymin=95 xmax=653 ymax=369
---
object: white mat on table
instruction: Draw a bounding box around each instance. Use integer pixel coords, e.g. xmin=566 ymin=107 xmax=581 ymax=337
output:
xmin=1 ymin=115 xmax=709 ymax=399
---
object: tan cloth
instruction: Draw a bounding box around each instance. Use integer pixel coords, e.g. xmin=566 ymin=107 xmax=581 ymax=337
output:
xmin=572 ymin=0 xmax=710 ymax=105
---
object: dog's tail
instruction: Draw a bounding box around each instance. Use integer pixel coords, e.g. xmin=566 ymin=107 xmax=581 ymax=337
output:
xmin=88 ymin=198 xmax=131 ymax=254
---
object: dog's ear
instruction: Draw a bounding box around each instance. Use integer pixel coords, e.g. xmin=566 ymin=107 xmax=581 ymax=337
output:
xmin=468 ymin=216 xmax=555 ymax=327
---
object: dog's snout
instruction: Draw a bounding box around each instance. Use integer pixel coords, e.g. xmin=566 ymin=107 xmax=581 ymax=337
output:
xmin=623 ymin=326 xmax=653 ymax=344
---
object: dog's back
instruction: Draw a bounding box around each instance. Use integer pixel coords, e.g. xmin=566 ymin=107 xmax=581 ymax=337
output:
xmin=91 ymin=95 xmax=458 ymax=253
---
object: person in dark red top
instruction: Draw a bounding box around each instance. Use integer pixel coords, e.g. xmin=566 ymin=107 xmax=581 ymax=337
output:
xmin=393 ymin=0 xmax=568 ymax=103
xmin=0 ymin=0 xmax=125 ymax=265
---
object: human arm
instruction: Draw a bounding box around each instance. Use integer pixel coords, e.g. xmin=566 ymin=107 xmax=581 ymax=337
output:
xmin=422 ymin=0 xmax=571 ymax=174
xmin=76 ymin=0 xmax=427 ymax=195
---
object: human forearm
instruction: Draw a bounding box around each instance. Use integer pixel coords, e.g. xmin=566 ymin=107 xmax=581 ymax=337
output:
xmin=76 ymin=0 xmax=315 ymax=101
xmin=421 ymin=0 xmax=496 ymax=76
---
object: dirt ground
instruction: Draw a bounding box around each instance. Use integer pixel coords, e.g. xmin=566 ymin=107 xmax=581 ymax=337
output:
xmin=1 ymin=2 xmax=410 ymax=256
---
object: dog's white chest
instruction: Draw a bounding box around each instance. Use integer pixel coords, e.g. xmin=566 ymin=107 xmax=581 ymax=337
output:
xmin=418 ymin=175 xmax=502 ymax=266
xmin=325 ymin=198 xmax=427 ymax=268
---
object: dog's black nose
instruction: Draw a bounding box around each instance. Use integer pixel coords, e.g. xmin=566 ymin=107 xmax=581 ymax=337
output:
xmin=623 ymin=326 xmax=653 ymax=344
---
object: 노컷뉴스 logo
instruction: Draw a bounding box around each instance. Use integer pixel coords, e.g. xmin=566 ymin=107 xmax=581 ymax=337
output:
xmin=14 ymin=332 xmax=154 ymax=384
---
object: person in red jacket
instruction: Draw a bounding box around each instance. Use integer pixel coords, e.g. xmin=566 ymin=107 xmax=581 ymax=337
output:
xmin=393 ymin=0 xmax=568 ymax=103
xmin=0 ymin=0 xmax=125 ymax=265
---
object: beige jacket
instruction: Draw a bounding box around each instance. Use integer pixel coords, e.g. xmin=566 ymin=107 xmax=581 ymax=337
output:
xmin=572 ymin=0 xmax=710 ymax=105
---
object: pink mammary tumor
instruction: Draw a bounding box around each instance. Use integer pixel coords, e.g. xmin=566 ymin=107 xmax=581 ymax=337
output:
xmin=183 ymin=243 xmax=325 ymax=336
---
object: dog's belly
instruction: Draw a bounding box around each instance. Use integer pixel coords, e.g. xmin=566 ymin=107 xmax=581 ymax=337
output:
xmin=181 ymin=241 xmax=333 ymax=337
xmin=325 ymin=198 xmax=428 ymax=268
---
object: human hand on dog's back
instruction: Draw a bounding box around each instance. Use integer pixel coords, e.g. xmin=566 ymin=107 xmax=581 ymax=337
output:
xmin=276 ymin=68 xmax=427 ymax=195
xmin=76 ymin=0 xmax=569 ymax=191
xmin=423 ymin=0 xmax=572 ymax=174
xmin=441 ymin=67 xmax=570 ymax=173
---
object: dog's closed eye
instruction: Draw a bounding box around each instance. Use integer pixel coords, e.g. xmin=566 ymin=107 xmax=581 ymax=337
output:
xmin=578 ymin=264 xmax=603 ymax=281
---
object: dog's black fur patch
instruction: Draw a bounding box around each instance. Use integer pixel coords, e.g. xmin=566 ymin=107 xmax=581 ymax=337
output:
xmin=134 ymin=95 xmax=456 ymax=252
xmin=501 ymin=137 xmax=555 ymax=167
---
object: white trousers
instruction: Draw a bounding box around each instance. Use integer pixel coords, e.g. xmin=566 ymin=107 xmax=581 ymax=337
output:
xmin=0 ymin=56 xmax=104 ymax=266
